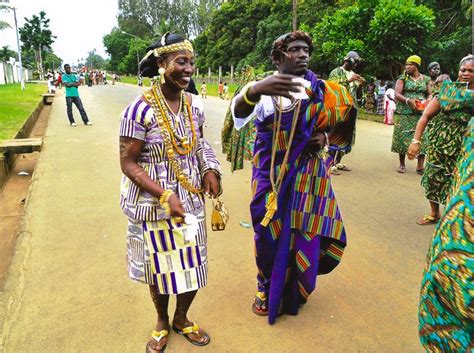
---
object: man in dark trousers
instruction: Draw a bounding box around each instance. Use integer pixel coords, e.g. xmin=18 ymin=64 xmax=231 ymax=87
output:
xmin=62 ymin=64 xmax=92 ymax=127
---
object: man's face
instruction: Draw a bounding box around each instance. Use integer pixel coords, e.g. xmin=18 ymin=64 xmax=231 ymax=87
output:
xmin=346 ymin=57 xmax=359 ymax=70
xmin=64 ymin=65 xmax=71 ymax=74
xmin=276 ymin=40 xmax=310 ymax=76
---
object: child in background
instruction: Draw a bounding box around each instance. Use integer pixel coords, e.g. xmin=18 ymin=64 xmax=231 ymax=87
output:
xmin=223 ymin=82 xmax=229 ymax=100
xmin=384 ymin=82 xmax=395 ymax=125
xmin=218 ymin=81 xmax=224 ymax=99
xmin=201 ymin=81 xmax=207 ymax=99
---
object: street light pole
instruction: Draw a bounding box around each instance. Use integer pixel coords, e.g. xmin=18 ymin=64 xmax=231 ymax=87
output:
xmin=292 ymin=0 xmax=297 ymax=32
xmin=2 ymin=2 xmax=25 ymax=90
xmin=121 ymin=31 xmax=140 ymax=79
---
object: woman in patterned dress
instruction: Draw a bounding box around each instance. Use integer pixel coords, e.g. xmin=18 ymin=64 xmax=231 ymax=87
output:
xmin=364 ymin=82 xmax=376 ymax=113
xmin=417 ymin=116 xmax=473 ymax=352
xmin=119 ymin=33 xmax=221 ymax=352
xmin=408 ymin=55 xmax=473 ymax=225
xmin=391 ymin=55 xmax=431 ymax=174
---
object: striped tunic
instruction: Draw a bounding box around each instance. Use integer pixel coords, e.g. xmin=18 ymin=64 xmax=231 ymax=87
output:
xmin=119 ymin=95 xmax=220 ymax=221
xmin=119 ymin=93 xmax=220 ymax=293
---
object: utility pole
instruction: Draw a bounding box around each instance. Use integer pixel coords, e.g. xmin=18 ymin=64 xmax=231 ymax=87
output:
xmin=292 ymin=0 xmax=297 ymax=32
xmin=1 ymin=1 xmax=26 ymax=90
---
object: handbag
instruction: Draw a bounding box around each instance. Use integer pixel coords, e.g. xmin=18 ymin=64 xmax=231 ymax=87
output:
xmin=211 ymin=197 xmax=229 ymax=231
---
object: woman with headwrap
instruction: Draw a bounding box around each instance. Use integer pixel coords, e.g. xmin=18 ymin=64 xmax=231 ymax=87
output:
xmin=407 ymin=55 xmax=473 ymax=225
xmin=119 ymin=33 xmax=221 ymax=351
xmin=391 ymin=55 xmax=431 ymax=174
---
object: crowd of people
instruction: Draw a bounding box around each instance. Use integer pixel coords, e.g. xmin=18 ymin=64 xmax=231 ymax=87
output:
xmin=114 ymin=29 xmax=472 ymax=353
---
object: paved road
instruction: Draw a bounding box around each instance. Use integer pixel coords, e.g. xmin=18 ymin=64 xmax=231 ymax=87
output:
xmin=0 ymin=84 xmax=433 ymax=353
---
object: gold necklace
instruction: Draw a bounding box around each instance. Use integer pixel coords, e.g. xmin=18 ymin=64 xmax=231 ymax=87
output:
xmin=151 ymin=85 xmax=196 ymax=155
xmin=261 ymin=97 xmax=301 ymax=227
xmin=144 ymin=86 xmax=203 ymax=194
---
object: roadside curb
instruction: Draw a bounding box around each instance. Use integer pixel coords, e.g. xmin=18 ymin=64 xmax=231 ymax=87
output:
xmin=0 ymin=99 xmax=46 ymax=190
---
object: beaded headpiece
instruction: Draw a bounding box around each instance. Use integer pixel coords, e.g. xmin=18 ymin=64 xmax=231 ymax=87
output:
xmin=140 ymin=33 xmax=193 ymax=64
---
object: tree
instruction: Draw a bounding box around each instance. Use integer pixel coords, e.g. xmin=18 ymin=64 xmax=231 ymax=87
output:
xmin=0 ymin=4 xmax=12 ymax=31
xmin=19 ymin=11 xmax=56 ymax=80
xmin=194 ymin=0 xmax=345 ymax=73
xmin=42 ymin=50 xmax=62 ymax=73
xmin=85 ymin=49 xmax=106 ymax=70
xmin=308 ymin=0 xmax=435 ymax=79
xmin=117 ymin=0 xmax=223 ymax=39
xmin=0 ymin=45 xmax=17 ymax=62
xmin=117 ymin=38 xmax=148 ymax=75
xmin=103 ymin=28 xmax=133 ymax=71
xmin=194 ymin=0 xmax=274 ymax=72
xmin=417 ymin=0 xmax=473 ymax=78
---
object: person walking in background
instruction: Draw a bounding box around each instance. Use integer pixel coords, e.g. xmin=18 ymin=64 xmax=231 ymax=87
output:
xmin=85 ymin=71 xmax=91 ymax=87
xmin=364 ymin=81 xmax=376 ymax=113
xmin=55 ymin=71 xmax=62 ymax=89
xmin=47 ymin=72 xmax=56 ymax=93
xmin=62 ymin=64 xmax=92 ymax=127
xmin=200 ymin=81 xmax=207 ymax=99
xmin=232 ymin=31 xmax=356 ymax=324
xmin=217 ymin=81 xmax=224 ymax=99
xmin=391 ymin=55 xmax=430 ymax=174
xmin=407 ymin=54 xmax=473 ymax=225
xmin=383 ymin=82 xmax=395 ymax=125
xmin=119 ymin=33 xmax=221 ymax=352
xmin=376 ymin=80 xmax=387 ymax=114
xmin=223 ymin=82 xmax=229 ymax=99
xmin=328 ymin=50 xmax=365 ymax=175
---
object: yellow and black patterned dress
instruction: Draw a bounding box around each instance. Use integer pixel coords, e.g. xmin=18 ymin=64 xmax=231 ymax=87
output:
xmin=418 ymin=117 xmax=473 ymax=352
xmin=421 ymin=82 xmax=472 ymax=204
xmin=391 ymin=74 xmax=430 ymax=154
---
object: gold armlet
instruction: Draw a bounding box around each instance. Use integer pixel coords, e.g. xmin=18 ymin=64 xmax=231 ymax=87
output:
xmin=159 ymin=189 xmax=174 ymax=215
xmin=243 ymin=84 xmax=259 ymax=106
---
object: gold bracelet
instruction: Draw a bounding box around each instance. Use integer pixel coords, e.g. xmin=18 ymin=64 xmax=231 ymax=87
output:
xmin=411 ymin=139 xmax=421 ymax=145
xmin=243 ymin=84 xmax=259 ymax=106
xmin=159 ymin=189 xmax=174 ymax=215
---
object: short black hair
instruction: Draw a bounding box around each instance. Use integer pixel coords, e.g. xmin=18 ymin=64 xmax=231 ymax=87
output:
xmin=139 ymin=33 xmax=186 ymax=78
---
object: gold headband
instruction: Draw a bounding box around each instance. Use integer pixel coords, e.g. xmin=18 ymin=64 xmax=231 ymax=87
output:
xmin=154 ymin=40 xmax=193 ymax=56
xmin=140 ymin=40 xmax=194 ymax=65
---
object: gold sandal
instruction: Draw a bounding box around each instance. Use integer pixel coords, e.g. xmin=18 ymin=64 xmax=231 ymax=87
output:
xmin=145 ymin=329 xmax=169 ymax=353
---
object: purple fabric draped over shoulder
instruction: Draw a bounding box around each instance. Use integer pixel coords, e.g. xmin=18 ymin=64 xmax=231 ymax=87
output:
xmin=250 ymin=70 xmax=354 ymax=324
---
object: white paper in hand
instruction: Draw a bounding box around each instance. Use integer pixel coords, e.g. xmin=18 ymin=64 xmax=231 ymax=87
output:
xmin=290 ymin=77 xmax=310 ymax=100
xmin=182 ymin=214 xmax=199 ymax=242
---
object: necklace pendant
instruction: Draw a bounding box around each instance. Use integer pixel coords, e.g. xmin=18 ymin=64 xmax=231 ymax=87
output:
xmin=260 ymin=191 xmax=278 ymax=227
xmin=181 ymin=137 xmax=190 ymax=148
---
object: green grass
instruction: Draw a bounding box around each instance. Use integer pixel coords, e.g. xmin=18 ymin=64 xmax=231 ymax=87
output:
xmin=0 ymin=83 xmax=47 ymax=140
xmin=200 ymin=82 xmax=238 ymax=97
xmin=118 ymin=75 xmax=152 ymax=87
xmin=117 ymin=75 xmax=239 ymax=97
xmin=358 ymin=110 xmax=384 ymax=123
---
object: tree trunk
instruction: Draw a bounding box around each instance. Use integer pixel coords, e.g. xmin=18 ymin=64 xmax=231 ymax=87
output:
xmin=38 ymin=46 xmax=44 ymax=80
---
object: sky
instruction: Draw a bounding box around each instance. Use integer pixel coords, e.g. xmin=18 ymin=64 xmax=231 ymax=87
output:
xmin=0 ymin=0 xmax=118 ymax=65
